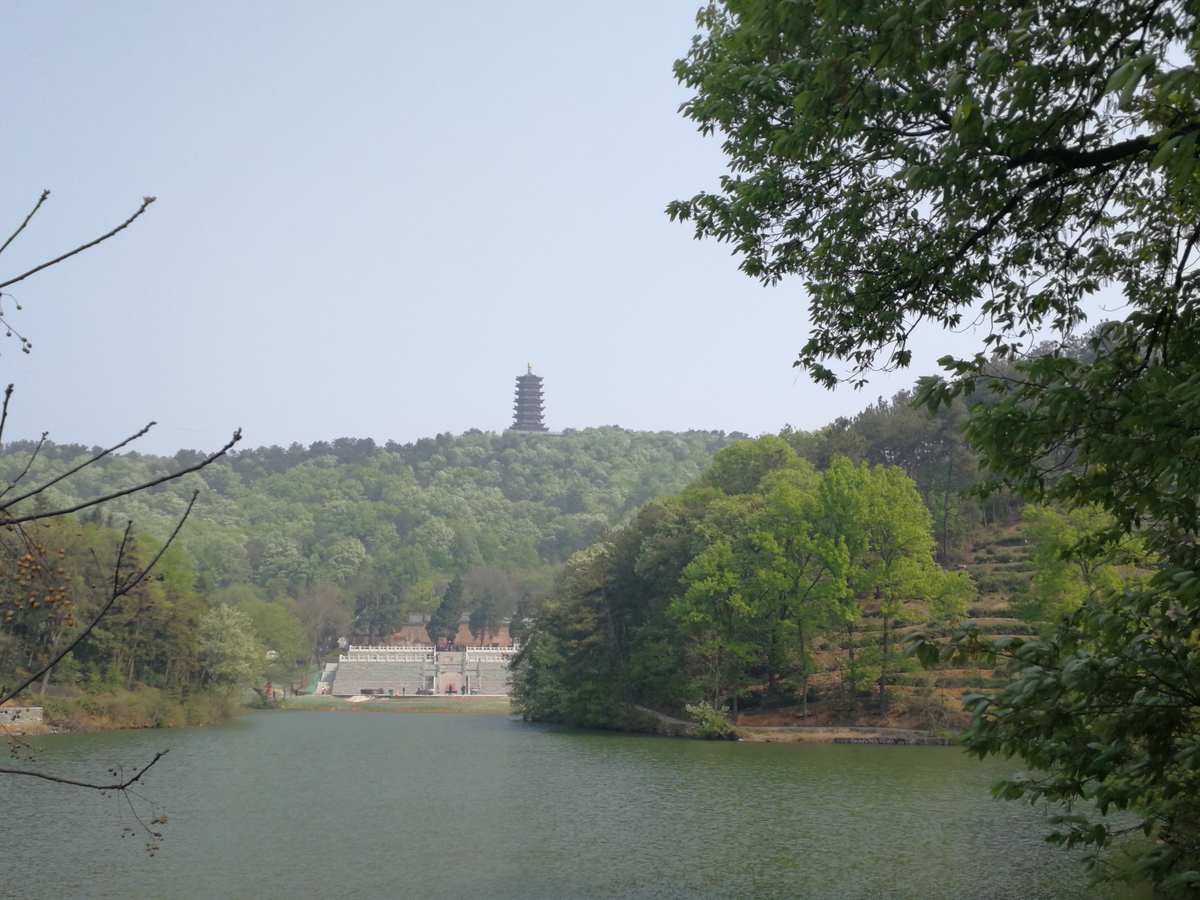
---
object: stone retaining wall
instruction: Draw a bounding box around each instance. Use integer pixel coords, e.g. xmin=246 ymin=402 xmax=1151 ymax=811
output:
xmin=831 ymin=736 xmax=952 ymax=745
xmin=331 ymin=659 xmax=433 ymax=696
xmin=327 ymin=645 xmax=517 ymax=696
xmin=0 ymin=707 xmax=42 ymax=725
xmin=465 ymin=653 xmax=513 ymax=695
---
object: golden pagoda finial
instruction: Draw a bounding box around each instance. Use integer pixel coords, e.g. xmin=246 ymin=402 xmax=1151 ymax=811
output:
xmin=527 ymin=363 xmax=533 ymax=374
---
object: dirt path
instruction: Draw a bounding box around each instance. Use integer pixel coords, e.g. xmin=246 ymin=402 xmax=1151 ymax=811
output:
xmin=633 ymin=705 xmax=696 ymax=727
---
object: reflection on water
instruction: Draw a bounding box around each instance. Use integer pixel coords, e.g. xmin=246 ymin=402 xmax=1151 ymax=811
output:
xmin=2 ymin=712 xmax=1139 ymax=900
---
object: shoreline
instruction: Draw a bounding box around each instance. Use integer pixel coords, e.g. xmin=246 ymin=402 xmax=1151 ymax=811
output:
xmin=14 ymin=693 xmax=956 ymax=741
xmin=281 ymin=695 xmax=512 ymax=714
xmin=738 ymin=726 xmax=954 ymax=744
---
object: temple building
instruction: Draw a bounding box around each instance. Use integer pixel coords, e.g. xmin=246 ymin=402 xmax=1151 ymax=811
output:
xmin=311 ymin=613 xmax=520 ymax=697
xmin=319 ymin=645 xmax=517 ymax=697
xmin=512 ymin=364 xmax=547 ymax=432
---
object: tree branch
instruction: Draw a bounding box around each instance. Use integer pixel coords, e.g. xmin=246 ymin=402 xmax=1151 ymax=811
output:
xmin=0 ymin=428 xmax=242 ymax=525
xmin=0 ymin=749 xmax=168 ymax=790
xmin=0 ymin=196 xmax=155 ymax=291
xmin=0 ymin=420 xmax=158 ymax=509
xmin=1006 ymin=134 xmax=1153 ymax=170
xmin=0 ymin=383 xmax=14 ymax=448
xmin=0 ymin=491 xmax=200 ymax=705
xmin=0 ymin=431 xmax=48 ymax=500
xmin=0 ymin=190 xmax=50 ymax=258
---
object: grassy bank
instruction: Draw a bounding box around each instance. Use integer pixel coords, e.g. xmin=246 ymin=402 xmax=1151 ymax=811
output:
xmin=29 ymin=686 xmax=241 ymax=732
xmin=283 ymin=694 xmax=511 ymax=713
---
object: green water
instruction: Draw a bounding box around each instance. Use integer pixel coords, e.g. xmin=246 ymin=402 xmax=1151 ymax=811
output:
xmin=2 ymin=712 xmax=1139 ymax=899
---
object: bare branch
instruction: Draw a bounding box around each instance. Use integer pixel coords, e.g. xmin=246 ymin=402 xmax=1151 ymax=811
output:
xmin=0 ymin=196 xmax=155 ymax=291
xmin=0 ymin=491 xmax=200 ymax=705
xmin=1006 ymin=134 xmax=1154 ymax=171
xmin=0 ymin=749 xmax=168 ymax=790
xmin=0 ymin=383 xmax=13 ymax=446
xmin=0 ymin=190 xmax=50 ymax=258
xmin=0 ymin=420 xmax=157 ymax=509
xmin=0 ymin=428 xmax=242 ymax=526
xmin=112 ymin=521 xmax=131 ymax=596
xmin=0 ymin=431 xmax=48 ymax=500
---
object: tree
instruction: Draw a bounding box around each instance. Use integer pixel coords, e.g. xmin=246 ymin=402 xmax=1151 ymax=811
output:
xmin=860 ymin=465 xmax=971 ymax=714
xmin=1011 ymin=504 xmax=1145 ymax=630
xmin=351 ymin=576 xmax=403 ymax=645
xmin=0 ymin=193 xmax=239 ymax=813
xmin=426 ymin=575 xmax=463 ymax=647
xmin=197 ymin=604 xmax=267 ymax=696
xmin=852 ymin=393 xmax=981 ymax=562
xmin=294 ymin=583 xmax=351 ymax=664
xmin=468 ymin=592 xmax=501 ymax=647
xmin=673 ymin=2 xmax=1200 ymax=893
xmin=669 ymin=538 xmax=758 ymax=722
xmin=511 ymin=541 xmax=631 ymax=728
xmin=240 ymin=598 xmax=310 ymax=682
xmin=702 ymin=434 xmax=804 ymax=495
xmin=748 ymin=466 xmax=851 ymax=716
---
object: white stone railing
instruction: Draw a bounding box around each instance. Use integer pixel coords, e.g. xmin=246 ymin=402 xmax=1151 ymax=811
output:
xmin=342 ymin=645 xmax=435 ymax=661
xmin=348 ymin=644 xmax=428 ymax=651
xmin=464 ymin=643 xmax=520 ymax=654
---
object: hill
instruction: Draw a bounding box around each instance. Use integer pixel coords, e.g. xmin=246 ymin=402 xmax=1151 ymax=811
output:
xmin=0 ymin=427 xmax=734 ymax=611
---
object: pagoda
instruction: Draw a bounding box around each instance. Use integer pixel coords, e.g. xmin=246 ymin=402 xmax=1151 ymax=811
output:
xmin=512 ymin=364 xmax=547 ymax=432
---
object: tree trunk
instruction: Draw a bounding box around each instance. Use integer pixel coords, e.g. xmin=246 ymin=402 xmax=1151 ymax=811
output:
xmin=878 ymin=615 xmax=889 ymax=717
xmin=798 ymin=622 xmax=807 ymax=718
xmin=126 ymin=619 xmax=143 ymax=689
xmin=38 ymin=629 xmax=61 ymax=696
xmin=941 ymin=459 xmax=956 ymax=563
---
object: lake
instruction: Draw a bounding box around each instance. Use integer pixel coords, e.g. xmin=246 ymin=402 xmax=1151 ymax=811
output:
xmin=1 ymin=711 xmax=1141 ymax=900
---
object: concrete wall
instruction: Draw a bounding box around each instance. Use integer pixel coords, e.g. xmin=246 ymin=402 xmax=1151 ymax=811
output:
xmin=328 ymin=646 xmax=517 ymax=696
xmin=0 ymin=707 xmax=42 ymax=725
xmin=468 ymin=657 xmax=512 ymax=695
xmin=331 ymin=658 xmax=434 ymax=696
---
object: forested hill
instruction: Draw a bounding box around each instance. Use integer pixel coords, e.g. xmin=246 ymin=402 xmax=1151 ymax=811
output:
xmin=0 ymin=427 xmax=735 ymax=609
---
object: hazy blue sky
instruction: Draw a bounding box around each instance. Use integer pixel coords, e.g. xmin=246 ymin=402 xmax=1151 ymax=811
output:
xmin=0 ymin=3 xmax=1039 ymax=456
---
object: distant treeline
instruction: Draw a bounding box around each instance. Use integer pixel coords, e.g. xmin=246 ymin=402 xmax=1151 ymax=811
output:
xmin=0 ymin=383 xmax=1037 ymax=705
xmin=1 ymin=428 xmax=735 ymax=602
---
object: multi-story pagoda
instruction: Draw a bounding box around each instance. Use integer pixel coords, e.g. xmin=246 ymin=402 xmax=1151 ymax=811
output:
xmin=512 ymin=364 xmax=547 ymax=432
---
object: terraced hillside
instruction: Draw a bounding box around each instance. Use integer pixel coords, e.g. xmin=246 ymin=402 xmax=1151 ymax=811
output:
xmin=738 ymin=523 xmax=1041 ymax=734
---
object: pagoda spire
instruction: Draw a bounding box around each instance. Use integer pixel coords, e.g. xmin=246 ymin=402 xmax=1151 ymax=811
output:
xmin=512 ymin=365 xmax=547 ymax=433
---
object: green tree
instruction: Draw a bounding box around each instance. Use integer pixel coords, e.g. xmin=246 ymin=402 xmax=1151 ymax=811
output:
xmin=511 ymin=542 xmax=630 ymax=728
xmin=197 ymin=604 xmax=267 ymax=696
xmin=352 ymin=577 xmax=403 ymax=645
xmin=749 ymin=466 xmax=851 ymax=715
xmin=468 ymin=593 xmax=501 ymax=647
xmin=293 ymin=583 xmax=350 ymax=664
xmin=669 ymin=539 xmax=758 ymax=722
xmin=674 ymin=2 xmax=1200 ymax=891
xmin=861 ymin=465 xmax=971 ymax=714
xmin=426 ymin=576 xmax=463 ymax=647
xmin=240 ymin=598 xmax=310 ymax=681
xmin=702 ymin=434 xmax=804 ymax=495
xmin=1012 ymin=504 xmax=1144 ymax=631
xmin=853 ymin=393 xmax=981 ymax=561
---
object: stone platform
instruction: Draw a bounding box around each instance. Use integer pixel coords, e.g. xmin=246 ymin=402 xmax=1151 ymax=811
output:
xmin=325 ymin=645 xmax=518 ymax=697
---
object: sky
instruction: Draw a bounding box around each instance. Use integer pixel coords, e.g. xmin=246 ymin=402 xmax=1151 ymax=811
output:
xmin=0 ymin=3 xmax=1056 ymax=457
